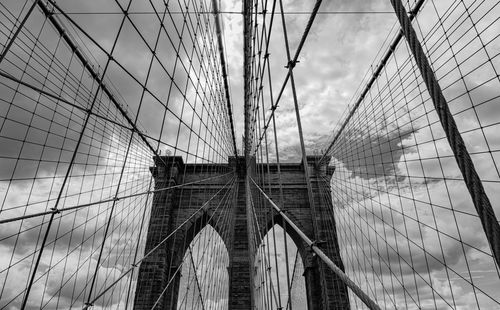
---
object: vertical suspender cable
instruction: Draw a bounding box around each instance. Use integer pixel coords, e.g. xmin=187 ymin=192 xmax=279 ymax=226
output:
xmin=212 ymin=0 xmax=238 ymax=157
xmin=318 ymin=0 xmax=426 ymax=166
xmin=277 ymin=0 xmax=323 ymax=242
xmin=250 ymin=177 xmax=382 ymax=310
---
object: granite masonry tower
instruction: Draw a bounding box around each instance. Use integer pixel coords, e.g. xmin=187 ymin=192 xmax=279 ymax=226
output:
xmin=133 ymin=156 xmax=349 ymax=309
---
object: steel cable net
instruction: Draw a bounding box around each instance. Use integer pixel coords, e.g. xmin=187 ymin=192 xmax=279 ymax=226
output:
xmin=0 ymin=0 xmax=235 ymax=309
xmin=324 ymin=0 xmax=500 ymax=309
xmin=244 ymin=0 xmax=500 ymax=309
xmin=2 ymin=0 xmax=500 ymax=309
xmin=176 ymin=225 xmax=229 ymax=310
xmin=244 ymin=0 xmax=359 ymax=308
xmin=252 ymin=225 xmax=307 ymax=310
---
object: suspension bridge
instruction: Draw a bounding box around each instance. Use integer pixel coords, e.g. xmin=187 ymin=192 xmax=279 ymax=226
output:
xmin=1 ymin=0 xmax=500 ymax=309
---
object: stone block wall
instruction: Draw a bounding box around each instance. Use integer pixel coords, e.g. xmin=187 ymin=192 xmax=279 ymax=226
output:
xmin=134 ymin=156 xmax=349 ymax=309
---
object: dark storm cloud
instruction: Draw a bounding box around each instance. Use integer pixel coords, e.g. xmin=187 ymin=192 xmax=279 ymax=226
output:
xmin=0 ymin=0 xmax=200 ymax=183
xmin=0 ymin=83 xmax=87 ymax=181
xmin=336 ymin=128 xmax=415 ymax=180
xmin=0 ymin=10 xmax=127 ymax=185
xmin=2 ymin=0 xmax=497 ymax=309
xmin=53 ymin=0 xmax=203 ymax=117
xmin=0 ymin=94 xmax=130 ymax=182
xmin=1 ymin=7 xmax=220 ymax=285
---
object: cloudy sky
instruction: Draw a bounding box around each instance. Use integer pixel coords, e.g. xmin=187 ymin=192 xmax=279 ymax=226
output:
xmin=1 ymin=0 xmax=500 ymax=309
xmin=221 ymin=0 xmax=402 ymax=159
xmin=219 ymin=0 xmax=500 ymax=309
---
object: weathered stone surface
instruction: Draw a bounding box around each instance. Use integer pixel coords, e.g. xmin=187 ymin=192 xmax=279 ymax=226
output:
xmin=134 ymin=156 xmax=349 ymax=309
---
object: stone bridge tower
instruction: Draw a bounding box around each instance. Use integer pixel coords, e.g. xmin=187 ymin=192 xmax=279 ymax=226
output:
xmin=133 ymin=156 xmax=349 ymax=309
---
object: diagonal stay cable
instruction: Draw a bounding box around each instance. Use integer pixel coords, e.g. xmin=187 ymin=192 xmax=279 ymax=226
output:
xmin=319 ymin=0 xmax=426 ymax=165
xmin=247 ymin=181 xmax=281 ymax=307
xmin=150 ymin=175 xmax=236 ymax=310
xmin=35 ymin=0 xmax=166 ymax=166
xmin=0 ymin=69 xmax=230 ymax=164
xmin=251 ymin=0 xmax=324 ymax=156
xmin=18 ymin=2 xmax=133 ymax=306
xmin=0 ymin=0 xmax=41 ymax=63
xmin=0 ymin=171 xmax=233 ymax=224
xmin=0 ymin=70 xmax=136 ymax=137
xmin=285 ymin=250 xmax=300 ymax=310
xmin=81 ymin=175 xmax=236 ymax=309
xmin=187 ymin=245 xmax=207 ymax=310
xmin=277 ymin=0 xmax=321 ymax=243
xmin=38 ymin=0 xmax=231 ymax=163
xmin=249 ymin=176 xmax=382 ymax=310
xmin=389 ymin=0 xmax=500 ymax=269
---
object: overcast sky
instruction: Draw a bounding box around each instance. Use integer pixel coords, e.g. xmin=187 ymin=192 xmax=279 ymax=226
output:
xmin=220 ymin=0 xmax=402 ymax=160
xmin=1 ymin=0 xmax=500 ymax=309
xmin=218 ymin=0 xmax=500 ymax=309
